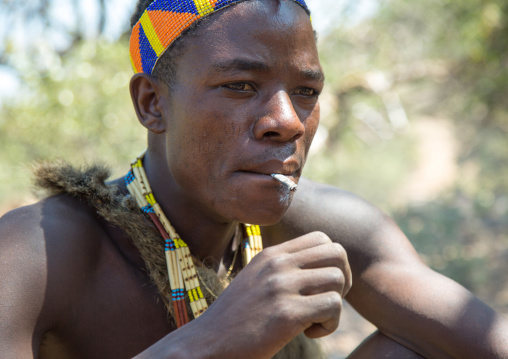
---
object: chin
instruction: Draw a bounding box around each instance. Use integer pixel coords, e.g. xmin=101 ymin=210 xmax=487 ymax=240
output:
xmin=231 ymin=195 xmax=293 ymax=226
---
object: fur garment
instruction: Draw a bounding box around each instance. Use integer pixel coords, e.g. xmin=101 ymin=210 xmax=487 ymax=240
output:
xmin=33 ymin=161 xmax=324 ymax=359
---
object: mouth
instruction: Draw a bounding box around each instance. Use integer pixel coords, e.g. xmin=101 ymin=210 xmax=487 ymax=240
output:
xmin=237 ymin=170 xmax=297 ymax=180
xmin=239 ymin=158 xmax=300 ymax=176
xmin=232 ymin=156 xmax=302 ymax=193
xmin=232 ymin=171 xmax=298 ymax=198
xmin=235 ymin=164 xmax=300 ymax=192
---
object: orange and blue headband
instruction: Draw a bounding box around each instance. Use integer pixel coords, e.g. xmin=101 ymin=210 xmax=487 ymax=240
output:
xmin=129 ymin=0 xmax=310 ymax=75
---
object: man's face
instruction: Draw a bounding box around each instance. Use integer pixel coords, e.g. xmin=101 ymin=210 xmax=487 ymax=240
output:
xmin=158 ymin=0 xmax=323 ymax=225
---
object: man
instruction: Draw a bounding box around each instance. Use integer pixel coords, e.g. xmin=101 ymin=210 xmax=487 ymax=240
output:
xmin=1 ymin=0 xmax=507 ymax=358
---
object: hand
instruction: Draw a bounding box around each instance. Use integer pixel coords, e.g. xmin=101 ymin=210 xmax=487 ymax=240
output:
xmin=196 ymin=231 xmax=352 ymax=358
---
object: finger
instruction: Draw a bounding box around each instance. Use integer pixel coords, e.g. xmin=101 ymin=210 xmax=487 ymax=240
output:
xmin=304 ymin=323 xmax=336 ymax=339
xmin=275 ymin=231 xmax=332 ymax=254
xmin=294 ymin=267 xmax=346 ymax=296
xmin=252 ymin=240 xmax=343 ymax=273
xmin=301 ymin=291 xmax=342 ymax=337
xmin=291 ymin=242 xmax=348 ymax=269
xmin=290 ymin=243 xmax=352 ymax=295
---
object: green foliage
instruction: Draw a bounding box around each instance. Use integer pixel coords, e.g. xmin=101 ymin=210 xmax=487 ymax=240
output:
xmin=370 ymin=0 xmax=508 ymax=192
xmin=394 ymin=188 xmax=508 ymax=307
xmin=0 ymin=39 xmax=146 ymax=207
xmin=311 ymin=0 xmax=508 ymax=311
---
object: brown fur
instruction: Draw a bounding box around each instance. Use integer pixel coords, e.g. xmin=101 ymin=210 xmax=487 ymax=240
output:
xmin=33 ymin=161 xmax=323 ymax=359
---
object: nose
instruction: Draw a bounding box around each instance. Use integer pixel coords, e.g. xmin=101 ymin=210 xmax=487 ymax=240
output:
xmin=253 ymin=91 xmax=305 ymax=143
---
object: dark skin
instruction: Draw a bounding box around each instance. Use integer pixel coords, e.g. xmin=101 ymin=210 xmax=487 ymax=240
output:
xmin=1 ymin=1 xmax=508 ymax=358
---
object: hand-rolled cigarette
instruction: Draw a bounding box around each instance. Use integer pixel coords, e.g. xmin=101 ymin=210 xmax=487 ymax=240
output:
xmin=271 ymin=174 xmax=298 ymax=192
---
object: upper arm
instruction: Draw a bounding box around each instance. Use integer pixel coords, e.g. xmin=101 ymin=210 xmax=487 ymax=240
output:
xmin=271 ymin=178 xmax=508 ymax=358
xmin=0 ymin=197 xmax=102 ymax=359
xmin=268 ymin=177 xmax=424 ymax=272
xmin=0 ymin=206 xmax=49 ymax=358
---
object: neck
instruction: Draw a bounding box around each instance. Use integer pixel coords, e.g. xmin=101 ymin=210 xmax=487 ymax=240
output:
xmin=142 ymin=150 xmax=238 ymax=267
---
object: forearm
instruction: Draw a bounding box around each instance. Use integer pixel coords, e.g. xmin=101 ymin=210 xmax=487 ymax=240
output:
xmin=132 ymin=318 xmax=249 ymax=359
xmin=348 ymin=264 xmax=508 ymax=358
xmin=347 ymin=331 xmax=425 ymax=359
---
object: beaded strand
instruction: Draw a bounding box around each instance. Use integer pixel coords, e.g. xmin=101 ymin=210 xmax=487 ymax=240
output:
xmin=125 ymin=152 xmax=263 ymax=326
xmin=242 ymin=224 xmax=262 ymax=265
xmin=130 ymin=0 xmax=310 ymax=75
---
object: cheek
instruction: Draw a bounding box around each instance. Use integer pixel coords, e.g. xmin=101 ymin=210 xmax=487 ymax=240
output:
xmin=191 ymin=110 xmax=243 ymax=158
xmin=167 ymin=107 xmax=246 ymax=179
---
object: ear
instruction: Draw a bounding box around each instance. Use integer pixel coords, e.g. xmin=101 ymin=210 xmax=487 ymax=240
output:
xmin=130 ymin=73 xmax=168 ymax=134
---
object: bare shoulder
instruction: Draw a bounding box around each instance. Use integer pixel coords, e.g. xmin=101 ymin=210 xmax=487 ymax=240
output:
xmin=0 ymin=194 xmax=104 ymax=271
xmin=0 ymin=194 xmax=105 ymax=356
xmin=266 ymin=177 xmax=422 ymax=270
xmin=287 ymin=177 xmax=387 ymax=238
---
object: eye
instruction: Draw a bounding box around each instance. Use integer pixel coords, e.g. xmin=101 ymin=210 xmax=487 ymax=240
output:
xmin=294 ymin=87 xmax=320 ymax=97
xmin=222 ymin=82 xmax=255 ymax=92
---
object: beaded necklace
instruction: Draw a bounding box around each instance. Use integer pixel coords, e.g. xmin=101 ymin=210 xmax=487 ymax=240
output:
xmin=125 ymin=153 xmax=263 ymax=327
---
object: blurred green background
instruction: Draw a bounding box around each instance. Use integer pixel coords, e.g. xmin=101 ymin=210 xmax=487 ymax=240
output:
xmin=1 ymin=0 xmax=507 ymax=355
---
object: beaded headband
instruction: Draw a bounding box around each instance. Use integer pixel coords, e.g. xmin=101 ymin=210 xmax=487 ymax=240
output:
xmin=130 ymin=0 xmax=310 ymax=75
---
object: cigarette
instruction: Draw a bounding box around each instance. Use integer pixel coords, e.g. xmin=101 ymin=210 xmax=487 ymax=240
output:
xmin=271 ymin=174 xmax=297 ymax=192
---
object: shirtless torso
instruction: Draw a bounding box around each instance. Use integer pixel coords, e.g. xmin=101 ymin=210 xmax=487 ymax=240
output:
xmin=3 ymin=172 xmax=507 ymax=358
xmin=2 ymin=0 xmax=508 ymax=357
xmin=0 ymin=175 xmax=348 ymax=358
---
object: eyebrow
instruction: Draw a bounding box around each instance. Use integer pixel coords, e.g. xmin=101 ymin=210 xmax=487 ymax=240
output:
xmin=211 ymin=58 xmax=325 ymax=83
xmin=211 ymin=59 xmax=269 ymax=74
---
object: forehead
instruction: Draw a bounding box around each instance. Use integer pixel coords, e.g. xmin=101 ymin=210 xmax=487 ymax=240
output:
xmin=173 ymin=0 xmax=321 ymax=81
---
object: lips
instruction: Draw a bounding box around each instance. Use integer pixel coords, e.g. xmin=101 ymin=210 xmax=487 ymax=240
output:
xmin=238 ymin=158 xmax=301 ymax=177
